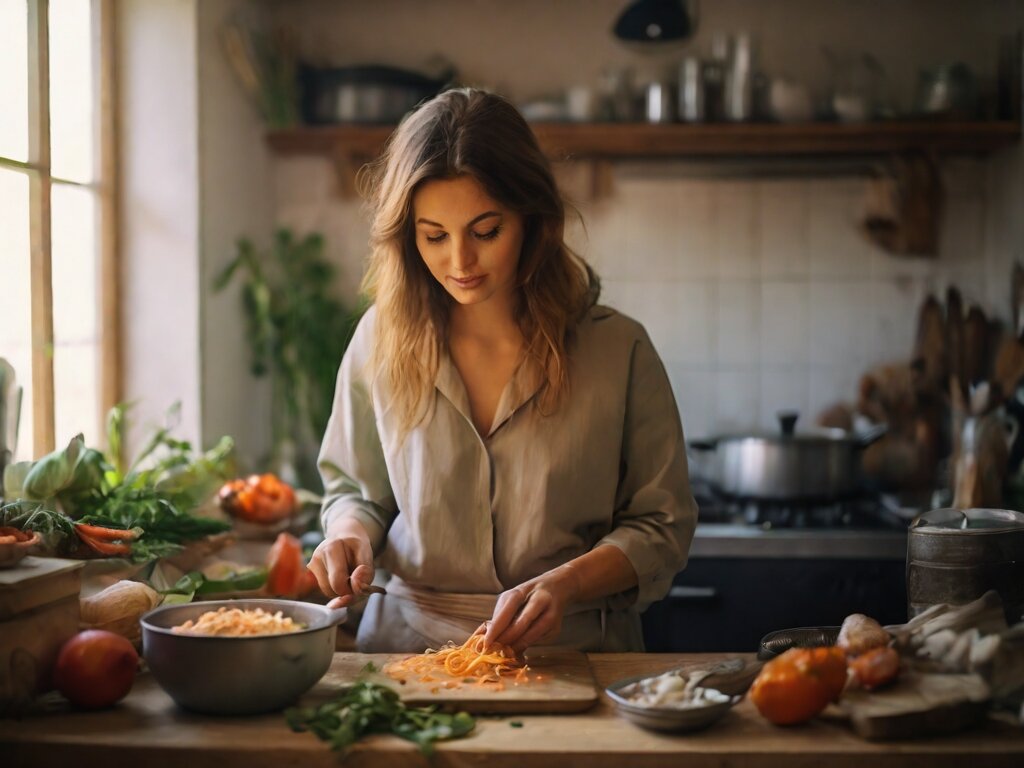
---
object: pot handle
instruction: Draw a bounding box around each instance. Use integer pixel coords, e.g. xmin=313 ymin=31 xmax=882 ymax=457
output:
xmin=777 ymin=411 xmax=799 ymax=436
xmin=688 ymin=439 xmax=717 ymax=451
xmin=855 ymin=423 xmax=888 ymax=448
xmin=326 ymin=607 xmax=349 ymax=628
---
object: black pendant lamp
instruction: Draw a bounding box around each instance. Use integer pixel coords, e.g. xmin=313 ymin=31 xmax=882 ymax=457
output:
xmin=613 ymin=0 xmax=695 ymax=44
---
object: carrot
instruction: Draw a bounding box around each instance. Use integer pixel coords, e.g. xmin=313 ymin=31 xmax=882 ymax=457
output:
xmin=73 ymin=522 xmax=140 ymax=541
xmin=76 ymin=529 xmax=133 ymax=557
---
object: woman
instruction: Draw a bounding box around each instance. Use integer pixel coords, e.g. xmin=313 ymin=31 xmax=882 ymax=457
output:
xmin=309 ymin=87 xmax=697 ymax=654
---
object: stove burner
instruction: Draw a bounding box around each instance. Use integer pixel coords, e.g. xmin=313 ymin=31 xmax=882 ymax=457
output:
xmin=692 ymin=480 xmax=908 ymax=530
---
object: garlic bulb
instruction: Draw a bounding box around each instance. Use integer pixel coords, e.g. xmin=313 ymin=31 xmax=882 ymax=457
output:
xmin=80 ymin=580 xmax=161 ymax=646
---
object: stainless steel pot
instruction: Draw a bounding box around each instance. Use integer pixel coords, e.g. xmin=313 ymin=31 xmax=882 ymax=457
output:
xmin=690 ymin=412 xmax=886 ymax=501
xmin=141 ymin=598 xmax=348 ymax=715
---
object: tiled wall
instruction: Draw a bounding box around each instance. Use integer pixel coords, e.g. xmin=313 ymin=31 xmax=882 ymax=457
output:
xmin=567 ymin=161 xmax=994 ymax=438
xmin=274 ymin=156 xmax=1007 ymax=440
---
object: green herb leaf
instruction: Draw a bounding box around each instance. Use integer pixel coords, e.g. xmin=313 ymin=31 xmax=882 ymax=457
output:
xmin=284 ymin=681 xmax=475 ymax=756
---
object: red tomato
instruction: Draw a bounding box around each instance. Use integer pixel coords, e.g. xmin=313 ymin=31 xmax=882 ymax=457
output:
xmin=266 ymin=532 xmax=304 ymax=597
xmin=297 ymin=567 xmax=321 ymax=598
xmin=53 ymin=630 xmax=139 ymax=709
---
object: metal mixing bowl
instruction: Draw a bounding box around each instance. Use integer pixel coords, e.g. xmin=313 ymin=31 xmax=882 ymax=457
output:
xmin=141 ymin=598 xmax=348 ymax=715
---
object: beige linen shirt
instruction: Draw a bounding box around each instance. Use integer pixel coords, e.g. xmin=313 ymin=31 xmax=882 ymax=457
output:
xmin=318 ymin=303 xmax=697 ymax=652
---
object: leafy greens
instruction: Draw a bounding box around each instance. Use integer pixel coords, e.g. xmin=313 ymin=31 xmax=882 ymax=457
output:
xmin=0 ymin=403 xmax=234 ymax=562
xmin=285 ymin=681 xmax=476 ymax=756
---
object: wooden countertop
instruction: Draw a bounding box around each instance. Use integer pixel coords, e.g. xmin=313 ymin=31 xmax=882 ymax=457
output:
xmin=3 ymin=653 xmax=1022 ymax=768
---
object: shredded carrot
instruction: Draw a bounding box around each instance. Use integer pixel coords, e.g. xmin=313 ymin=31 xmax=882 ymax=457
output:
xmin=384 ymin=634 xmax=530 ymax=691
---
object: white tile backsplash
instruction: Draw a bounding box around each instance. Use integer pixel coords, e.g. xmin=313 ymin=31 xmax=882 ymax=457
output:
xmin=715 ymin=281 xmax=760 ymax=366
xmin=713 ymin=181 xmax=758 ymax=279
xmin=601 ymin=280 xmax=715 ymax=366
xmin=275 ymin=158 xmax=1000 ymax=433
xmin=669 ymin=366 xmax=718 ymax=439
xmin=939 ymin=197 xmax=985 ymax=269
xmin=869 ymin=278 xmax=926 ymax=365
xmin=808 ymin=281 xmax=873 ymax=368
xmin=760 ymin=282 xmax=809 ymax=366
xmin=807 ymin=186 xmax=872 ymax=279
xmin=675 ymin=183 xmax=717 ymax=280
xmin=758 ymin=180 xmax=808 ymax=279
xmin=715 ymin=369 xmax=760 ymax=432
xmin=620 ymin=179 xmax=684 ymax=281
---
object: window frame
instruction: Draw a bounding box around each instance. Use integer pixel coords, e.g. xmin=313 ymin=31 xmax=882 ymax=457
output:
xmin=0 ymin=0 xmax=120 ymax=457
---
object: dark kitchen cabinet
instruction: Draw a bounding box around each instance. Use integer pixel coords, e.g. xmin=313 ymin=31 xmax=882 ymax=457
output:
xmin=641 ymin=556 xmax=908 ymax=653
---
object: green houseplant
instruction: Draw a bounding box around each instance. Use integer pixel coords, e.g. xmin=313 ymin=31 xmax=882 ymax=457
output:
xmin=214 ymin=229 xmax=365 ymax=489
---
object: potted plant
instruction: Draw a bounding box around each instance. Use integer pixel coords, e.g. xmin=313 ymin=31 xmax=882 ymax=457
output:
xmin=214 ymin=229 xmax=365 ymax=489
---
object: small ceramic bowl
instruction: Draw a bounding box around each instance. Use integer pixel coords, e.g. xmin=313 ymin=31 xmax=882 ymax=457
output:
xmin=0 ymin=528 xmax=41 ymax=569
xmin=605 ymin=670 xmax=743 ymax=733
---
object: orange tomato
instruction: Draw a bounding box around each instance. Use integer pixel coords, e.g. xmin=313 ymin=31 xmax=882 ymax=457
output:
xmin=218 ymin=473 xmax=297 ymax=524
xmin=749 ymin=647 xmax=849 ymax=725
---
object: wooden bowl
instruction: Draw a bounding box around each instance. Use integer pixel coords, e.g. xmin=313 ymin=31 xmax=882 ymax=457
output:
xmin=0 ymin=528 xmax=41 ymax=568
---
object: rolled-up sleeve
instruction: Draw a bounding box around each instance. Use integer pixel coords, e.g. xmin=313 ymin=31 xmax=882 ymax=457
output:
xmin=317 ymin=308 xmax=397 ymax=554
xmin=597 ymin=329 xmax=698 ymax=610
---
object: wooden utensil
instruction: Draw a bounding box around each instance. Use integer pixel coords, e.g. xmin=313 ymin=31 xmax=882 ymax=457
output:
xmin=963 ymin=305 xmax=990 ymax=391
xmin=1012 ymin=262 xmax=1024 ymax=340
xmin=315 ymin=649 xmax=600 ymax=714
xmin=946 ymin=287 xmax=965 ymax=399
xmin=914 ymin=294 xmax=947 ymax=393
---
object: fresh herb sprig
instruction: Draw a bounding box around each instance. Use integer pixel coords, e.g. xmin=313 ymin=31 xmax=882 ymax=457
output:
xmin=285 ymin=681 xmax=475 ymax=756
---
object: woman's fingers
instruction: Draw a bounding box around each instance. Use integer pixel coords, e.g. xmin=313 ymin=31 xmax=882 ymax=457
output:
xmin=484 ymin=588 xmax=526 ymax=646
xmin=511 ymin=605 xmax=559 ymax=653
xmin=349 ymin=562 xmax=375 ymax=594
xmin=310 ymin=538 xmax=369 ymax=599
xmin=307 ymin=552 xmax=335 ymax=598
xmin=495 ymin=591 xmax=550 ymax=649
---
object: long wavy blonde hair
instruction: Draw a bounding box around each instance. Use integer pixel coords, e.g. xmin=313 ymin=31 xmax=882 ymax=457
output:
xmin=359 ymin=88 xmax=599 ymax=431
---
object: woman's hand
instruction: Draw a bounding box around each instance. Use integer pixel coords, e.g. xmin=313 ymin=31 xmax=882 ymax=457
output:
xmin=307 ymin=518 xmax=375 ymax=609
xmin=483 ymin=566 xmax=581 ymax=653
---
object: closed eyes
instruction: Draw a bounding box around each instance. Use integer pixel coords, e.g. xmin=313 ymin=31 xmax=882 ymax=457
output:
xmin=425 ymin=226 xmax=503 ymax=244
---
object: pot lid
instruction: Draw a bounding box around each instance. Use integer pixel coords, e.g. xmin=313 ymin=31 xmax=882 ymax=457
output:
xmin=911 ymin=507 xmax=1024 ymax=533
xmin=691 ymin=412 xmax=886 ymax=447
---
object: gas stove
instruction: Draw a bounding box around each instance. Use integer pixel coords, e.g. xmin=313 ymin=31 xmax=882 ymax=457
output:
xmin=643 ymin=479 xmax=913 ymax=652
xmin=691 ymin=480 xmax=912 ymax=531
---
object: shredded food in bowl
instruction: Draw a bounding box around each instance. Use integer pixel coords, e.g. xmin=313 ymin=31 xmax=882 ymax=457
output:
xmin=171 ymin=606 xmax=305 ymax=636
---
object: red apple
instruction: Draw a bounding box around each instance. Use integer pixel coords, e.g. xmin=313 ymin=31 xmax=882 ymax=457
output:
xmin=53 ymin=629 xmax=139 ymax=709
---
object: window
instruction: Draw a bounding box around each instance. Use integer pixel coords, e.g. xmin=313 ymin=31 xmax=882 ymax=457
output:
xmin=0 ymin=0 xmax=118 ymax=463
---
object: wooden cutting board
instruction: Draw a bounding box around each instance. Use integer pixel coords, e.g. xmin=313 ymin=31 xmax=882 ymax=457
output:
xmin=313 ymin=649 xmax=599 ymax=714
xmin=836 ymin=671 xmax=991 ymax=740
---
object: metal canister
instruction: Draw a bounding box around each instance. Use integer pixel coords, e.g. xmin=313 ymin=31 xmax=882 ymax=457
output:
xmin=678 ymin=57 xmax=704 ymax=122
xmin=907 ymin=508 xmax=1024 ymax=622
xmin=645 ymin=81 xmax=674 ymax=123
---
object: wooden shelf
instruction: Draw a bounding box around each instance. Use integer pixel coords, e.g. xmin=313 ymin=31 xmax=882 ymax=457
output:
xmin=266 ymin=120 xmax=1021 ymax=163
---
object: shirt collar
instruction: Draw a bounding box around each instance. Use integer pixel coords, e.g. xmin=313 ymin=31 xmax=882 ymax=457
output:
xmin=434 ymin=349 xmax=545 ymax=438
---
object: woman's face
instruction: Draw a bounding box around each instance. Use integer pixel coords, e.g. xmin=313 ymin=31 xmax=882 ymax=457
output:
xmin=412 ymin=175 xmax=525 ymax=310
